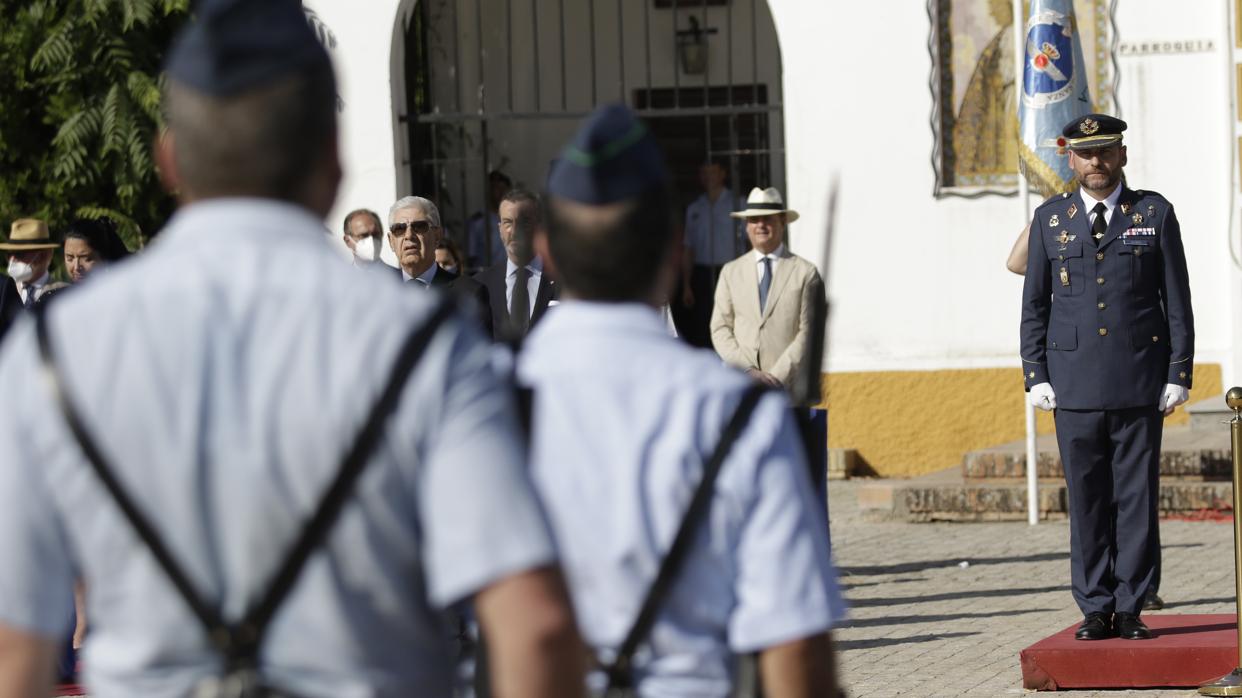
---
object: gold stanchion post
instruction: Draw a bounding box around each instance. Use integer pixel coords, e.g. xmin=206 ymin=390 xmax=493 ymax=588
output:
xmin=1200 ymin=388 xmax=1242 ymax=696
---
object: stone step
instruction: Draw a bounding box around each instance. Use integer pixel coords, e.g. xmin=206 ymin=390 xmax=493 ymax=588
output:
xmin=961 ymin=424 xmax=1232 ymax=480
xmin=1186 ymin=394 xmax=1234 ymax=432
xmin=857 ymin=470 xmax=1234 ymax=522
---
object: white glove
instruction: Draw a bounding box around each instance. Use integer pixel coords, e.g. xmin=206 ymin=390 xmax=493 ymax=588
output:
xmin=1157 ymin=383 xmax=1190 ymax=413
xmin=1029 ymin=382 xmax=1057 ymax=411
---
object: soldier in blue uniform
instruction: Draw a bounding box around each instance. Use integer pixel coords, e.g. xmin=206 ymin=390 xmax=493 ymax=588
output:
xmin=1020 ymin=114 xmax=1194 ymax=641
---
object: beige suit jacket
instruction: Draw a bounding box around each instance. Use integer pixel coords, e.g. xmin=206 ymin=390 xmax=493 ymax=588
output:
xmin=710 ymin=247 xmax=823 ymax=389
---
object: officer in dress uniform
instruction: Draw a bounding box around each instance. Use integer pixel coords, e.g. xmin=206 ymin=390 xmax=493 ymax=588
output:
xmin=1021 ymin=114 xmax=1194 ymax=641
xmin=0 ymin=1 xmax=585 ymax=695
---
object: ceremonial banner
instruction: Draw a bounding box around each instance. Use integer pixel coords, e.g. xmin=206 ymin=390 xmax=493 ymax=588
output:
xmin=928 ymin=0 xmax=1114 ymax=197
xmin=1018 ymin=0 xmax=1092 ymax=196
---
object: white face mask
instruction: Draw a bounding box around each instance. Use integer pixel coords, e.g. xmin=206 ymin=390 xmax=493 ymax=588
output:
xmin=7 ymin=258 xmax=34 ymax=284
xmin=353 ymin=236 xmax=381 ymax=263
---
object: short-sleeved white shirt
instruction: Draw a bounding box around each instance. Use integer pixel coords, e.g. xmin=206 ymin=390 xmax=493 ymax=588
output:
xmin=0 ymin=198 xmax=557 ymax=698
xmin=684 ymin=190 xmax=741 ymax=266
xmin=517 ymin=302 xmax=844 ymax=697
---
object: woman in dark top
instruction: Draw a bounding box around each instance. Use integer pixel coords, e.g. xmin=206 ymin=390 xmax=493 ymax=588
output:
xmin=36 ymin=217 xmax=131 ymax=309
xmin=62 ymin=217 xmax=130 ymax=284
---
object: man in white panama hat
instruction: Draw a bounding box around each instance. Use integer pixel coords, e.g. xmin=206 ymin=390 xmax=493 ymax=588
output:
xmin=710 ymin=187 xmax=824 ymax=401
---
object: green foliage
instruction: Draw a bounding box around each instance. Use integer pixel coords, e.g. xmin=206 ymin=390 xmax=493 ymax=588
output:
xmin=0 ymin=0 xmax=190 ymax=252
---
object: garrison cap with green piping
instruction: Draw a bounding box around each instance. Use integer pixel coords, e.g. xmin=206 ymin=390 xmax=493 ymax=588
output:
xmin=546 ymin=104 xmax=669 ymax=205
xmin=164 ymin=0 xmax=333 ymax=97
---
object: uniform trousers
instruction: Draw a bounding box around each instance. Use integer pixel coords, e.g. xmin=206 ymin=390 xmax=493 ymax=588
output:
xmin=1055 ymin=406 xmax=1162 ymax=616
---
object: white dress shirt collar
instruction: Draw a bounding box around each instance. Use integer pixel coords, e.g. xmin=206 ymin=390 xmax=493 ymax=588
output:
xmin=1080 ymin=182 xmax=1123 ymax=224
xmin=506 ymin=255 xmax=543 ymax=278
xmin=752 ymin=244 xmax=785 ymax=262
xmin=402 ymin=263 xmax=439 ymax=285
xmin=754 ymin=244 xmax=785 ymax=279
xmin=16 ymin=271 xmax=50 ymax=304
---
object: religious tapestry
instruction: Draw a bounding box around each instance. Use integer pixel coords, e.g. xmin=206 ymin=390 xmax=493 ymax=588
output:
xmin=929 ymin=0 xmax=1116 ymax=197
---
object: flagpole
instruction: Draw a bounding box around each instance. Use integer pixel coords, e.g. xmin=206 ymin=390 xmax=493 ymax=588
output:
xmin=1013 ymin=0 xmax=1039 ymax=526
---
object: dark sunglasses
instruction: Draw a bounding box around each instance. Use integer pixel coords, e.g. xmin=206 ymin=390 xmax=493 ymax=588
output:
xmin=389 ymin=220 xmax=435 ymax=236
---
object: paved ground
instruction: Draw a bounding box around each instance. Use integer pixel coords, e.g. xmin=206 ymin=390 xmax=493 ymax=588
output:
xmin=829 ymin=479 xmax=1238 ymax=697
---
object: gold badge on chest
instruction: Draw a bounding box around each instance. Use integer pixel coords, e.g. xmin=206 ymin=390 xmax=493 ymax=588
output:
xmin=1067 ymin=203 xmax=1078 ymax=219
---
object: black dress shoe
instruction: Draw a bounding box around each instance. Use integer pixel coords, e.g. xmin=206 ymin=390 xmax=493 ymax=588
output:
xmin=1075 ymin=612 xmax=1113 ymax=640
xmin=1143 ymin=589 xmax=1164 ymax=611
xmin=1115 ymin=613 xmax=1152 ymax=640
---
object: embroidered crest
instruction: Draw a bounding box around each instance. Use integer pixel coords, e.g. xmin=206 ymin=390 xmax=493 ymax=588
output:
xmin=1080 ymin=118 xmax=1099 ymax=135
xmin=1067 ymin=203 xmax=1078 ymax=219
xmin=1049 ymin=214 xmax=1060 ymax=227
xmin=1024 ymin=16 xmax=1078 ymax=108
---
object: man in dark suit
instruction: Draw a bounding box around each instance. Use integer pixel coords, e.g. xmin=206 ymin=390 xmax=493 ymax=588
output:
xmin=387 ymin=196 xmax=457 ymax=288
xmin=0 ymin=218 xmax=61 ymax=342
xmin=474 ymin=189 xmax=558 ymax=341
xmin=1021 ymin=114 xmax=1194 ymax=642
xmin=386 ymin=195 xmax=491 ymax=334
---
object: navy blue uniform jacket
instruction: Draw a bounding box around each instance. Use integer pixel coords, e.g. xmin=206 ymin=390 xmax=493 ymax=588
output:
xmin=1020 ymin=187 xmax=1194 ymax=409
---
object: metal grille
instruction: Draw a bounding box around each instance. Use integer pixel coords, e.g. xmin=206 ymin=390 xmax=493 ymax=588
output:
xmin=397 ymin=0 xmax=785 ymax=268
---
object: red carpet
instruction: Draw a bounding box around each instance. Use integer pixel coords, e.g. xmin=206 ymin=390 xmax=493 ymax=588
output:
xmin=54 ymin=684 xmax=84 ymax=696
xmin=1021 ymin=614 xmax=1241 ymax=690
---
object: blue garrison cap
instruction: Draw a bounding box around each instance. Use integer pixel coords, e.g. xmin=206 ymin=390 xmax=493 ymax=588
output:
xmin=547 ymin=104 xmax=669 ymax=204
xmin=165 ymin=0 xmax=332 ymax=97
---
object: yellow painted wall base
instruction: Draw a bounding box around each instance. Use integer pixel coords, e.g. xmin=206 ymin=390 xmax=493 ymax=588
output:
xmin=818 ymin=364 xmax=1222 ymax=478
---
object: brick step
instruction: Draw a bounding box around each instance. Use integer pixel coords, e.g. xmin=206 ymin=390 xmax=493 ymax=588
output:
xmin=857 ymin=474 xmax=1234 ymax=523
xmin=961 ymin=424 xmax=1232 ymax=480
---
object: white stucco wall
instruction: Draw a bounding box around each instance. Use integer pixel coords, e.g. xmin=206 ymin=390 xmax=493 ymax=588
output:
xmin=308 ymin=0 xmax=1242 ymax=385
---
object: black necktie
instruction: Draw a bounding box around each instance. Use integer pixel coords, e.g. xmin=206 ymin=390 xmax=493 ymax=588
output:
xmin=511 ymin=266 xmax=530 ymax=335
xmin=1091 ymin=202 xmax=1107 ymax=241
xmin=22 ymin=289 xmax=35 ymax=309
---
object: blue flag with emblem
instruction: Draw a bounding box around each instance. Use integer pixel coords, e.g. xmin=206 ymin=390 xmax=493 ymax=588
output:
xmin=1018 ymin=0 xmax=1093 ymax=197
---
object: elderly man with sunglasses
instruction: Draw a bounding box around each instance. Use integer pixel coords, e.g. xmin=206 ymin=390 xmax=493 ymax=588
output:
xmin=388 ymin=196 xmax=492 ymax=332
xmin=388 ymin=196 xmax=456 ymax=288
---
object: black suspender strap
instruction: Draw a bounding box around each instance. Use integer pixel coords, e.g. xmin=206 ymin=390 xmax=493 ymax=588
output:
xmin=35 ymin=300 xmax=455 ymax=672
xmin=603 ymin=383 xmax=770 ymax=691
